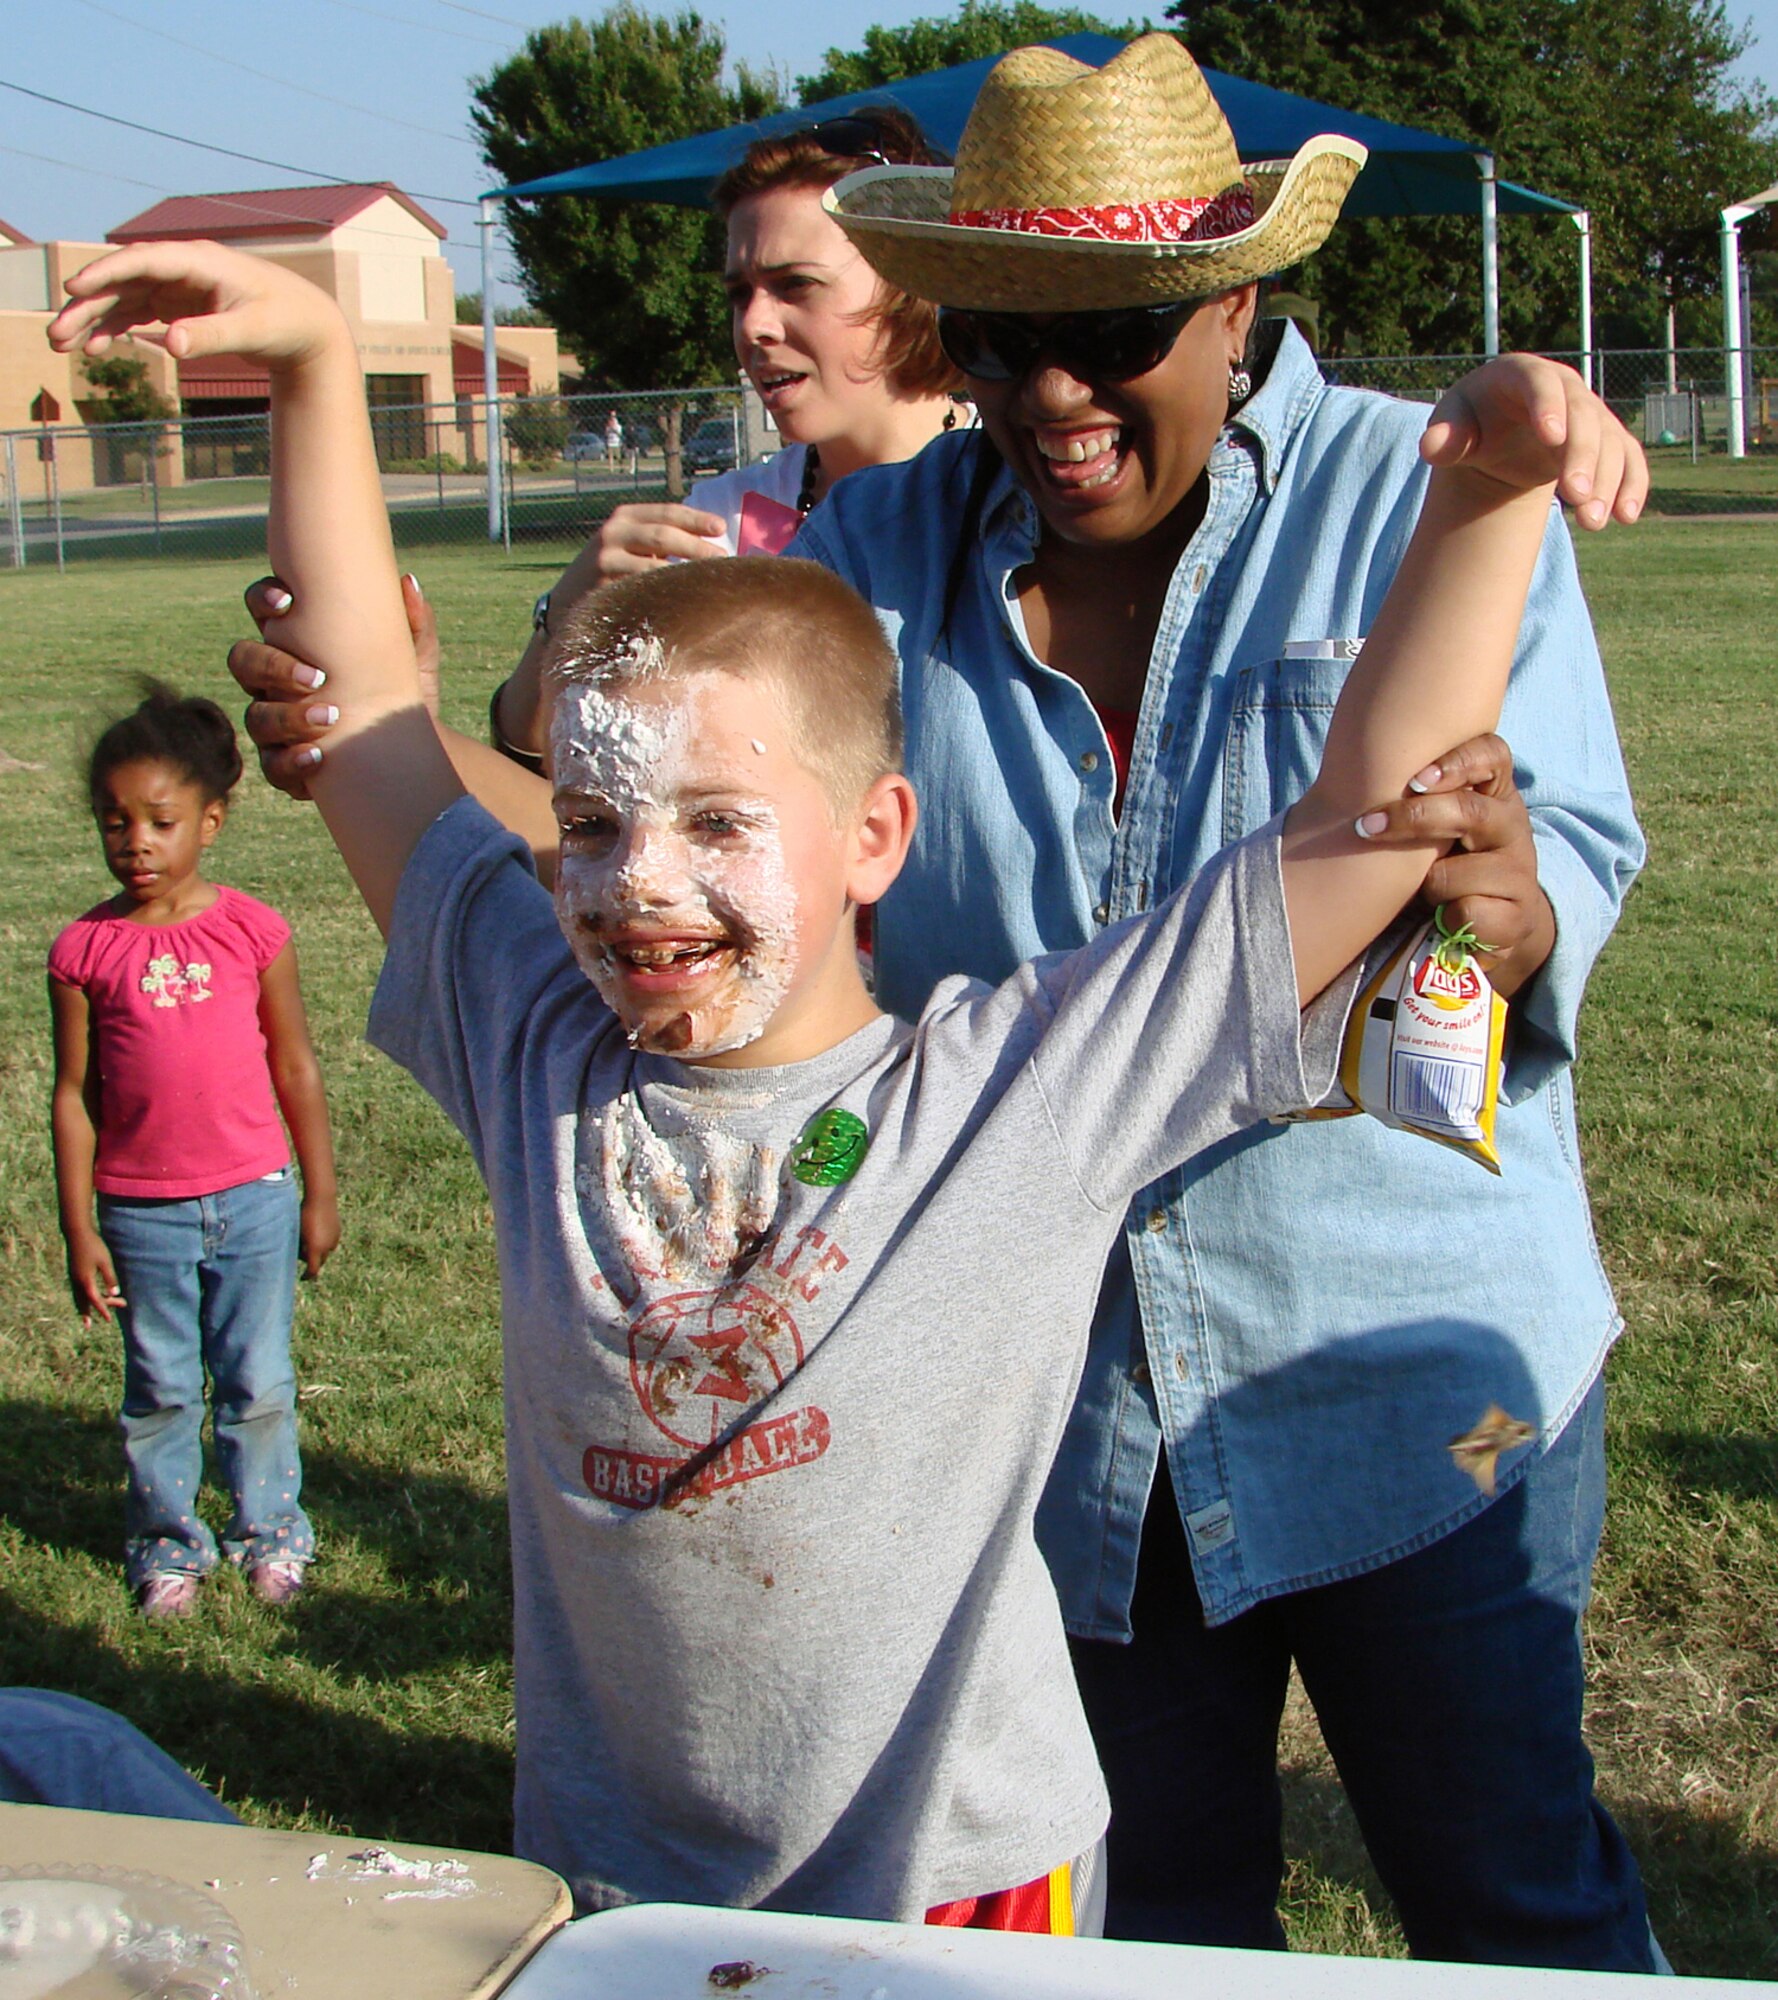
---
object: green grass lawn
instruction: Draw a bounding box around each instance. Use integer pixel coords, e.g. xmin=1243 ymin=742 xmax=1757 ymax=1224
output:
xmin=0 ymin=523 xmax=1773 ymax=1970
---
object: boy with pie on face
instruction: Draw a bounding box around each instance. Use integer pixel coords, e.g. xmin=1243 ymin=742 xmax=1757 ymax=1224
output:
xmin=50 ymin=239 xmax=1639 ymax=1930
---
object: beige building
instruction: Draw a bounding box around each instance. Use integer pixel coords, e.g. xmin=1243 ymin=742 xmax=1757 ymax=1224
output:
xmin=0 ymin=184 xmax=560 ymax=490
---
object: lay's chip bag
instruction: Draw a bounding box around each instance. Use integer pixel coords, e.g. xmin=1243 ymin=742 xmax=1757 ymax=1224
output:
xmin=1284 ymin=908 xmax=1507 ymax=1174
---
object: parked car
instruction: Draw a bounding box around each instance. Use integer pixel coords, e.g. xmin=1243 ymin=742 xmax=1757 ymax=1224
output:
xmin=565 ymin=429 xmax=607 ymax=462
xmin=681 ymin=415 xmax=739 ymax=475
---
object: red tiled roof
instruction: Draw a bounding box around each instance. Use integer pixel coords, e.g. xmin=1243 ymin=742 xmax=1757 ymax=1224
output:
xmin=0 ymin=216 xmax=34 ymax=246
xmin=109 ymin=183 xmax=445 ymax=245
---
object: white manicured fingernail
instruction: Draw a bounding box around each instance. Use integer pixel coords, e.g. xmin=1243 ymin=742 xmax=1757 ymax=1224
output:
xmin=1407 ymin=764 xmax=1441 ymax=794
xmin=305 ymin=704 xmax=339 ymax=727
xmin=293 ymin=665 xmax=326 ymax=691
xmin=1355 ymin=811 xmax=1388 ymax=839
xmin=265 ymin=587 xmax=292 ymax=612
xmin=294 ymin=746 xmax=323 ymax=770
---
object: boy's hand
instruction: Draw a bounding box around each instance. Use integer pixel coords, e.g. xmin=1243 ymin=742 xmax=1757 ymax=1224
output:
xmin=1354 ymin=733 xmax=1555 ymax=999
xmin=65 ymin=1230 xmax=125 ymax=1325
xmin=230 ymin=573 xmax=436 ymax=798
xmin=47 ymin=240 xmax=347 ymax=371
xmin=299 ymin=1192 xmax=341 ymax=1280
xmin=1421 ymin=356 xmax=1647 ymax=531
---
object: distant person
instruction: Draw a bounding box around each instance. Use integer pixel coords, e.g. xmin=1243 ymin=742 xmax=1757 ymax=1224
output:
xmin=53 ymin=229 xmax=1630 ymax=1924
xmin=47 ymin=686 xmax=338 ymax=1621
xmin=602 ymin=408 xmax=622 ymax=462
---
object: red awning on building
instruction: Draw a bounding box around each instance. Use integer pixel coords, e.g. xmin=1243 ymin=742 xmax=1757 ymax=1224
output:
xmin=178 ymin=353 xmax=271 ymax=401
xmin=453 ymin=334 xmax=528 ymax=396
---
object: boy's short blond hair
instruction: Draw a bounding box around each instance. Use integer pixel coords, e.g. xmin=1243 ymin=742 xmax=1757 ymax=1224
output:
xmin=544 ymin=557 xmax=903 ymax=816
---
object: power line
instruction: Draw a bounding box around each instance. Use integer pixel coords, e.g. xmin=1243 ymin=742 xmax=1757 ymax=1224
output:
xmin=434 ymin=0 xmax=534 ymax=25
xmin=0 ymin=142 xmax=169 ymax=195
xmin=65 ymin=0 xmax=481 ymax=149
xmin=0 ymin=76 xmax=481 ymax=208
xmin=0 ymin=146 xmax=485 ymax=251
xmin=298 ymin=0 xmax=512 ymax=48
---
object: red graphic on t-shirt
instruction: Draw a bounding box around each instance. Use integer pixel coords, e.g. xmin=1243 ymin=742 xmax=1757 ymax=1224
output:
xmin=583 ymin=1271 xmax=837 ymax=1510
xmin=630 ymin=1282 xmax=804 ymax=1449
xmin=583 ymin=1405 xmax=831 ymax=1512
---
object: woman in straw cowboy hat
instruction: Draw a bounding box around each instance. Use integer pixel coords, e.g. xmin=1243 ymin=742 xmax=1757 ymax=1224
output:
xmin=225 ymin=31 xmax=1656 ymax=1968
xmin=807 ymin=32 xmax=1661 ymax=1970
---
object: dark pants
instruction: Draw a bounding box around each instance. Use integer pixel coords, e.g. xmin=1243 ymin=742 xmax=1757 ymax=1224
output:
xmin=1070 ymin=1379 xmax=1660 ymax=1969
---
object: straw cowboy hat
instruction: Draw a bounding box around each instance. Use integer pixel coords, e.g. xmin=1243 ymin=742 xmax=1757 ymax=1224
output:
xmin=824 ymin=34 xmax=1366 ymax=313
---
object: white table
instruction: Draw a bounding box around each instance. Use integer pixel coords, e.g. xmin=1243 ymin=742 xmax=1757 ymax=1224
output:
xmin=504 ymin=1902 xmax=1769 ymax=2000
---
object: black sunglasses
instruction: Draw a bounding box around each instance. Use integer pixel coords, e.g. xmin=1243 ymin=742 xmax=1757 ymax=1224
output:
xmin=936 ymin=299 xmax=1203 ymax=385
xmin=798 ymin=113 xmax=938 ymax=171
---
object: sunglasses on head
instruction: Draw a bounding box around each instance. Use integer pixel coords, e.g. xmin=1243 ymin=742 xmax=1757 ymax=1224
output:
xmin=936 ymin=299 xmax=1204 ymax=384
xmin=798 ymin=113 xmax=930 ymax=171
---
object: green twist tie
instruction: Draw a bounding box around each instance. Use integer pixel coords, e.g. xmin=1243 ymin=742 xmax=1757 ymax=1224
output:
xmin=1432 ymin=903 xmax=1495 ymax=975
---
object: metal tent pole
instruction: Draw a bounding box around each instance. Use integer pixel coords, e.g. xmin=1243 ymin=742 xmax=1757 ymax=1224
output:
xmin=1572 ymin=212 xmax=1593 ymax=391
xmin=1722 ymin=204 xmax=1750 ymax=460
xmin=1479 ymin=154 xmax=1500 ymax=356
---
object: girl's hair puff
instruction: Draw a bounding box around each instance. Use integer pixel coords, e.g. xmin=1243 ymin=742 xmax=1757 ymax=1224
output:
xmin=87 ymin=680 xmax=243 ymax=808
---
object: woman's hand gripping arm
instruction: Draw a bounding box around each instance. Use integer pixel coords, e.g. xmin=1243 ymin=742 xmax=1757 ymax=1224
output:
xmin=1282 ymin=355 xmax=1646 ymax=1005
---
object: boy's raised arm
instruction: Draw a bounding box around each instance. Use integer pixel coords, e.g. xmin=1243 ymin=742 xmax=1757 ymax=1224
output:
xmin=49 ymin=243 xmax=463 ymax=933
xmin=1281 ymin=356 xmax=1644 ymax=1005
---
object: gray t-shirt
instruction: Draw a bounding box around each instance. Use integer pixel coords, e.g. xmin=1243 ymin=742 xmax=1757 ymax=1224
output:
xmin=369 ymin=797 xmax=1358 ymax=1919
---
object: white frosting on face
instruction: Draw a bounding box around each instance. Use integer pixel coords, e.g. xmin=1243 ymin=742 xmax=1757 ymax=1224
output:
xmin=550 ymin=675 xmax=801 ymax=1058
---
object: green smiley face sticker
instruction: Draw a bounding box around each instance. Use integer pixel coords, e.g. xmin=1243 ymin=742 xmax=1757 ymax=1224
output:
xmin=791 ymin=1108 xmax=869 ymax=1187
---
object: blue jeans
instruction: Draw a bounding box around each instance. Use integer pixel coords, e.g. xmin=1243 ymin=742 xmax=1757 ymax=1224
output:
xmin=0 ymin=1689 xmax=239 ymax=1823
xmin=99 ymin=1171 xmax=313 ymax=1586
xmin=1069 ymin=1380 xmax=1660 ymax=1969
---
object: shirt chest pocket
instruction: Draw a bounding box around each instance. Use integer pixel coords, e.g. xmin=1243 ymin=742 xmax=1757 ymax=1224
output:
xmin=1218 ymin=651 xmax=1354 ymax=847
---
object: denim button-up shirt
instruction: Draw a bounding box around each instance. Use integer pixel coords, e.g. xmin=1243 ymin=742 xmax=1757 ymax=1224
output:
xmin=794 ymin=324 xmax=1643 ymax=1633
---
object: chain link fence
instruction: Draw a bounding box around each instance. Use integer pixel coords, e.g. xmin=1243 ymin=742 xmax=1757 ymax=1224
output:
xmin=5 ymin=349 xmax=1775 ymax=570
xmin=0 ymin=385 xmax=750 ymax=571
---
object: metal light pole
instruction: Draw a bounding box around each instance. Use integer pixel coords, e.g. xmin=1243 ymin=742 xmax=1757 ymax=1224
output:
xmin=481 ymin=197 xmax=504 ymax=541
xmin=1479 ymin=154 xmax=1500 ymax=356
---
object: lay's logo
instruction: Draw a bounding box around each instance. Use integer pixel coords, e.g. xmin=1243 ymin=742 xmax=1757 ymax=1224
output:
xmin=1413 ymin=953 xmax=1482 ymax=1011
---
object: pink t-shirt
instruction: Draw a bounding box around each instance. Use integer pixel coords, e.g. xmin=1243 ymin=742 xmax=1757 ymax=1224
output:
xmin=48 ymin=884 xmax=292 ymax=1198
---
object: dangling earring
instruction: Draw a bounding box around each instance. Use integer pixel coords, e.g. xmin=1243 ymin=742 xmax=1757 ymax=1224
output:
xmin=942 ymin=401 xmax=958 ymax=431
xmin=1228 ymin=362 xmax=1253 ymax=407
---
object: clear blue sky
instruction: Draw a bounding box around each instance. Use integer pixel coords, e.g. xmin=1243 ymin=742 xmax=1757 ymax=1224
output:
xmin=4 ymin=0 xmax=1775 ymax=308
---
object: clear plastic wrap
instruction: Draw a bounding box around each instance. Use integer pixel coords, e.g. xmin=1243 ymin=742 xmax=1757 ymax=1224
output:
xmin=0 ymin=1863 xmax=254 ymax=2000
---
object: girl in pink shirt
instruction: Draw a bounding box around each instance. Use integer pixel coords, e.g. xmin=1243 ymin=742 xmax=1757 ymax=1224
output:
xmin=48 ymin=686 xmax=339 ymax=1621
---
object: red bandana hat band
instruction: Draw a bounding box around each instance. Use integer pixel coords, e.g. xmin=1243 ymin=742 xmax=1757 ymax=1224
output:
xmin=948 ymin=183 xmax=1256 ymax=245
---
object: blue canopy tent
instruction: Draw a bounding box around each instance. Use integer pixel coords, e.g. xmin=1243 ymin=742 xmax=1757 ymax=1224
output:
xmin=472 ymin=34 xmax=1591 ymax=531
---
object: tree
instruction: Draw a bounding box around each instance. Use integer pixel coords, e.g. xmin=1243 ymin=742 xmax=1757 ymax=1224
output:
xmin=796 ymin=0 xmax=1144 ymax=101
xmin=454 ymin=292 xmax=556 ymax=327
xmin=1166 ymin=0 xmax=1778 ymax=354
xmin=504 ymin=394 xmax=574 ymax=465
xmin=82 ymin=354 xmax=178 ymax=487
xmin=81 ymin=355 xmax=176 ymax=427
xmin=470 ymin=6 xmax=781 ymax=491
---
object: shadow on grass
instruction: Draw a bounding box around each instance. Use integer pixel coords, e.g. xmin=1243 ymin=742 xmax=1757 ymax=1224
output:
xmin=0 ymin=1593 xmax=515 ymax=1852
xmin=0 ymin=1393 xmax=518 ymax=1849
xmin=0 ymin=1394 xmax=512 ymax=1588
xmin=1642 ymin=1429 xmax=1778 ymax=1507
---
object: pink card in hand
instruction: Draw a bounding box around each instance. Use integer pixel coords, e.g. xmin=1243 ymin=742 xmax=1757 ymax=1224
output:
xmin=737 ymin=491 xmax=803 ymax=556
